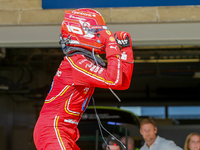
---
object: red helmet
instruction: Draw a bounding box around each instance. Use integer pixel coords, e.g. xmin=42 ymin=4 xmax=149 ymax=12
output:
xmin=61 ymin=8 xmax=107 ymax=54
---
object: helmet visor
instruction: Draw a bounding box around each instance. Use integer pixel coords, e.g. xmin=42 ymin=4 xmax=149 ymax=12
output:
xmin=83 ymin=25 xmax=108 ymax=35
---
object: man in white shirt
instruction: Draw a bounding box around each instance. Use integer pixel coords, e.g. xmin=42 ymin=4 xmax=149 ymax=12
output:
xmin=140 ymin=118 xmax=183 ymax=150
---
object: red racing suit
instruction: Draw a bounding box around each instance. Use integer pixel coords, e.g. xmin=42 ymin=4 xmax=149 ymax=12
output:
xmin=33 ymin=33 xmax=134 ymax=150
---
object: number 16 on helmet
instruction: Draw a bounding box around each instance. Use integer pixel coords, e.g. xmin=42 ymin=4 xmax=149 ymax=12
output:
xmin=61 ymin=8 xmax=108 ymax=54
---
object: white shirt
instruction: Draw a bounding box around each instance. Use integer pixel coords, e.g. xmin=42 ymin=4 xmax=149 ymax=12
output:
xmin=140 ymin=136 xmax=183 ymax=150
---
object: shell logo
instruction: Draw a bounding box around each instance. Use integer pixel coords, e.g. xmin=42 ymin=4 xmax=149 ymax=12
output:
xmin=109 ymin=37 xmax=115 ymax=42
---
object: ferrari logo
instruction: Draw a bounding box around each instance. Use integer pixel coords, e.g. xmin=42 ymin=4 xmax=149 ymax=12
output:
xmin=106 ymin=30 xmax=111 ymax=35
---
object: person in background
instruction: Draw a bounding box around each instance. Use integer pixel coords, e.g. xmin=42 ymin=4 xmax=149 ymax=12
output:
xmin=184 ymin=133 xmax=200 ymax=150
xmin=105 ymin=134 xmax=122 ymax=150
xmin=121 ymin=136 xmax=140 ymax=150
xmin=140 ymin=118 xmax=182 ymax=150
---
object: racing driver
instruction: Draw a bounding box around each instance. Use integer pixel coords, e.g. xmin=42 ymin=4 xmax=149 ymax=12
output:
xmin=33 ymin=8 xmax=134 ymax=150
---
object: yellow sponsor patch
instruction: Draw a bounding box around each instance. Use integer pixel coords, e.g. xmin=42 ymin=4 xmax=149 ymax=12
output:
xmin=106 ymin=30 xmax=111 ymax=35
xmin=109 ymin=37 xmax=115 ymax=42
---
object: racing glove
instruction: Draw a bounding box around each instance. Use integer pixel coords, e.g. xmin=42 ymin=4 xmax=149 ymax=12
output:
xmin=114 ymin=31 xmax=134 ymax=63
xmin=97 ymin=30 xmax=121 ymax=58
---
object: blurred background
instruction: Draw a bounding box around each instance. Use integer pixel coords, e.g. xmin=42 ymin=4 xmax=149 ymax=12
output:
xmin=0 ymin=0 xmax=200 ymax=149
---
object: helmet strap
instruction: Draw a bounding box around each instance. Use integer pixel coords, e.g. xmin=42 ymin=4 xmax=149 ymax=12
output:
xmin=59 ymin=34 xmax=106 ymax=67
xmin=63 ymin=46 xmax=106 ymax=67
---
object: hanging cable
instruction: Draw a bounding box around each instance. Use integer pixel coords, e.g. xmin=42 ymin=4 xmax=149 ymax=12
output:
xmin=92 ymin=48 xmax=99 ymax=67
xmin=109 ymin=88 xmax=121 ymax=102
xmin=92 ymin=97 xmax=126 ymax=150
xmin=92 ymin=48 xmax=125 ymax=149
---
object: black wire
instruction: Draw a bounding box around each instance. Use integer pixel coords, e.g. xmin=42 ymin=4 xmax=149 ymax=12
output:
xmin=92 ymin=96 xmax=109 ymax=149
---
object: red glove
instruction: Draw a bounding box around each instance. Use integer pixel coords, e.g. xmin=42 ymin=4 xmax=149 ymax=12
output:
xmin=96 ymin=30 xmax=121 ymax=58
xmin=114 ymin=31 xmax=134 ymax=63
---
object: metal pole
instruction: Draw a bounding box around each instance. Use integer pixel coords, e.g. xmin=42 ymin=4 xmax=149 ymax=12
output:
xmin=165 ymin=106 xmax=168 ymax=118
xmin=95 ymin=130 xmax=99 ymax=150
xmin=125 ymin=128 xmax=128 ymax=150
